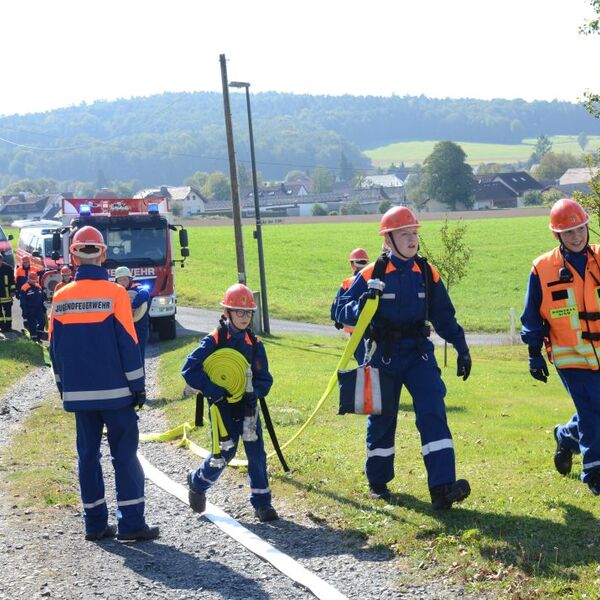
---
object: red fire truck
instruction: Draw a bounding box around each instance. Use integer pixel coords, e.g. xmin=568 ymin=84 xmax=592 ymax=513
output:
xmin=51 ymin=197 xmax=189 ymax=340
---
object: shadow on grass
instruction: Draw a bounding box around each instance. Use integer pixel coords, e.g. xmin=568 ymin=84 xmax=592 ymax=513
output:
xmin=0 ymin=336 xmax=46 ymax=369
xmin=277 ymin=475 xmax=600 ymax=578
xmin=102 ymin=540 xmax=271 ymax=599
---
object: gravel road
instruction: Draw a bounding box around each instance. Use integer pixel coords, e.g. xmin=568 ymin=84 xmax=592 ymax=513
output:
xmin=0 ymin=340 xmax=480 ymax=600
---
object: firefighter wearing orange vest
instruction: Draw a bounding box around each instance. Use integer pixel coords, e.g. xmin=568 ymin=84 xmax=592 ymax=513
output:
xmin=14 ymin=255 xmax=40 ymax=299
xmin=521 ymin=198 xmax=600 ymax=496
xmin=52 ymin=265 xmax=73 ymax=295
xmin=49 ymin=226 xmax=159 ymax=541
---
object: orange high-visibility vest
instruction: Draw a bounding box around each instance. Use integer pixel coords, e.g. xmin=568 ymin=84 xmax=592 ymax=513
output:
xmin=534 ymin=244 xmax=600 ymax=370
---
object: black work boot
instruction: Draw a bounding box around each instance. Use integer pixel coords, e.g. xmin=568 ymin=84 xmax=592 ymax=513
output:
xmin=430 ymin=479 xmax=471 ymax=510
xmin=369 ymin=483 xmax=392 ymax=502
xmin=117 ymin=524 xmax=160 ymax=541
xmin=187 ymin=470 xmax=207 ymax=513
xmin=255 ymin=505 xmax=279 ymax=522
xmin=85 ymin=524 xmax=117 ymax=541
xmin=553 ymin=425 xmax=573 ymax=476
xmin=587 ymin=471 xmax=600 ymax=496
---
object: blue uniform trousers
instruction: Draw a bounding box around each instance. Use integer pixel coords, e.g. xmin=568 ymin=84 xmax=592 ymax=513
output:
xmin=366 ymin=348 xmax=455 ymax=490
xmin=75 ymin=406 xmax=146 ymax=535
xmin=135 ymin=320 xmax=149 ymax=362
xmin=189 ymin=401 xmax=271 ymax=509
xmin=555 ymin=412 xmax=580 ymax=454
xmin=24 ymin=310 xmax=45 ymax=340
xmin=556 ymin=369 xmax=600 ymax=482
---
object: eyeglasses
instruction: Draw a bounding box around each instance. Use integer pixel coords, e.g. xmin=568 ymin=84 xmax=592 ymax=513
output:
xmin=232 ymin=309 xmax=254 ymax=317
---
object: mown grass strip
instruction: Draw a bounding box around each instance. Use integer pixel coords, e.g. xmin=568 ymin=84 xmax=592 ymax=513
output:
xmin=157 ymin=335 xmax=600 ymax=597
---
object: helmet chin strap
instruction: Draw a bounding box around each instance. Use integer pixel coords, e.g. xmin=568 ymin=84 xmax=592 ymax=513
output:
xmin=387 ymin=232 xmax=413 ymax=260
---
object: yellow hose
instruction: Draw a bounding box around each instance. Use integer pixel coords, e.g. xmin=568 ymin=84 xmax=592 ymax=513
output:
xmin=203 ymin=348 xmax=248 ymax=402
xmin=140 ymin=296 xmax=379 ymax=468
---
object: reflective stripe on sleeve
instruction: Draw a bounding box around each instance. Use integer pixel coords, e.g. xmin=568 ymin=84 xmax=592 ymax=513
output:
xmin=83 ymin=497 xmax=106 ymax=509
xmin=583 ymin=459 xmax=600 ymax=470
xmin=63 ymin=387 xmax=131 ymax=402
xmin=117 ymin=497 xmax=144 ymax=507
xmin=421 ymin=439 xmax=454 ymax=456
xmin=367 ymin=446 xmax=395 ymax=458
xmin=125 ymin=367 xmax=145 ymax=381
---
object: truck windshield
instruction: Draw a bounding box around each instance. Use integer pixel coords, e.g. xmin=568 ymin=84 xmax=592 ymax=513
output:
xmin=99 ymin=224 xmax=168 ymax=266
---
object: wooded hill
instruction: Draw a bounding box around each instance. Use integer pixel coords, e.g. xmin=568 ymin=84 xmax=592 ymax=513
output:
xmin=1 ymin=92 xmax=599 ymax=186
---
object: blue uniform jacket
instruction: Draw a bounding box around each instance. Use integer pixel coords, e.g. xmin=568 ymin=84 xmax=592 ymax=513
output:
xmin=181 ymin=322 xmax=273 ymax=401
xmin=129 ymin=282 xmax=150 ymax=340
xmin=49 ymin=265 xmax=145 ymax=412
xmin=521 ymin=247 xmax=588 ymax=351
xmin=19 ymin=282 xmax=46 ymax=318
xmin=335 ymin=253 xmax=468 ymax=355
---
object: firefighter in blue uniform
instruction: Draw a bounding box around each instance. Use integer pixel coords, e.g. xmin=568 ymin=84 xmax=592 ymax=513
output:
xmin=182 ymin=283 xmax=278 ymax=522
xmin=19 ymin=270 xmax=46 ymax=340
xmin=335 ymin=206 xmax=472 ymax=509
xmin=331 ymin=247 xmax=370 ymax=364
xmin=115 ymin=266 xmax=150 ymax=361
xmin=0 ymin=252 xmax=16 ymax=332
xmin=49 ymin=226 xmax=159 ymax=541
xmin=521 ymin=198 xmax=600 ymax=495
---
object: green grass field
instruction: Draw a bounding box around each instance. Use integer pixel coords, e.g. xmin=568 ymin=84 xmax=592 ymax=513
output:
xmin=364 ymin=135 xmax=600 ymax=167
xmin=155 ymin=336 xmax=600 ymax=597
xmin=175 ymin=215 xmax=557 ymax=333
xmin=1 ymin=215 xmax=570 ymax=333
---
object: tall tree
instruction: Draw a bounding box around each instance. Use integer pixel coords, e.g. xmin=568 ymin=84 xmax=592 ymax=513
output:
xmin=528 ymin=134 xmax=553 ymax=166
xmin=339 ymin=152 xmax=354 ymax=182
xmin=419 ymin=142 xmax=474 ymax=210
xmin=202 ymin=171 xmax=231 ymax=201
xmin=311 ymin=166 xmax=334 ymax=193
xmin=532 ymin=151 xmax=581 ymax=180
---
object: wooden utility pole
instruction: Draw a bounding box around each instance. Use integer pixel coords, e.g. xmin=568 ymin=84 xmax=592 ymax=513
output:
xmin=220 ymin=53 xmax=246 ymax=284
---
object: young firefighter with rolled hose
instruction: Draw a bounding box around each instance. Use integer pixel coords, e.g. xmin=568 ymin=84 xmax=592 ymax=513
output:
xmin=115 ymin=265 xmax=150 ymax=361
xmin=335 ymin=206 xmax=472 ymax=509
xmin=521 ymin=198 xmax=600 ymax=495
xmin=182 ymin=283 xmax=278 ymax=522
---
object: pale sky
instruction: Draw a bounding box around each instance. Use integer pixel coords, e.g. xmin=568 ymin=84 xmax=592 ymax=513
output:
xmin=1 ymin=0 xmax=598 ymax=117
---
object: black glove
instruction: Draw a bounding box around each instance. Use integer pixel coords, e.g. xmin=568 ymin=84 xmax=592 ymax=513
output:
xmin=528 ymin=351 xmax=549 ymax=383
xmin=457 ymin=352 xmax=472 ymax=381
xmin=132 ymin=390 xmax=146 ymax=409
xmin=334 ymin=321 xmax=344 ymax=330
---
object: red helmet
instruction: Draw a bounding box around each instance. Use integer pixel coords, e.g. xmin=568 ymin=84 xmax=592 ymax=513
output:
xmin=220 ymin=283 xmax=257 ymax=310
xmin=60 ymin=265 xmax=72 ymax=275
xmin=22 ymin=255 xmax=31 ymax=265
xmin=349 ymin=248 xmax=369 ymax=262
xmin=28 ymin=271 xmax=39 ymax=282
xmin=70 ymin=226 xmax=107 ymax=258
xmin=378 ymin=206 xmax=420 ymax=235
xmin=549 ymin=198 xmax=589 ymax=233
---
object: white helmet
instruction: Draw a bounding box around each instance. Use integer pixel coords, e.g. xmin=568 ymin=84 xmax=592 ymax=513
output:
xmin=115 ymin=266 xmax=132 ymax=279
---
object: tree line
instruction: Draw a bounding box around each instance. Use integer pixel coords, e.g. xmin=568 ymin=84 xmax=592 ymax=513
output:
xmin=2 ymin=92 xmax=600 ymax=187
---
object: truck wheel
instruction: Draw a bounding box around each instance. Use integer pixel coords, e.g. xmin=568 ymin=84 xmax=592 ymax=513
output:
xmin=156 ymin=316 xmax=176 ymax=341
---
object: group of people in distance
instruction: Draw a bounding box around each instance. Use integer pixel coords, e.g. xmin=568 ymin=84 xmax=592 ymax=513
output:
xmin=48 ymin=198 xmax=600 ymax=542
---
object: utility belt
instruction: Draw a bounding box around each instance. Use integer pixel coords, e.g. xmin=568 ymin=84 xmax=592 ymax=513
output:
xmin=367 ymin=320 xmax=431 ymax=359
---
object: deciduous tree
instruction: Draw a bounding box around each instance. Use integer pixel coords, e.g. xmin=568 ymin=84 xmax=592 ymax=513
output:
xmin=419 ymin=142 xmax=474 ymax=210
